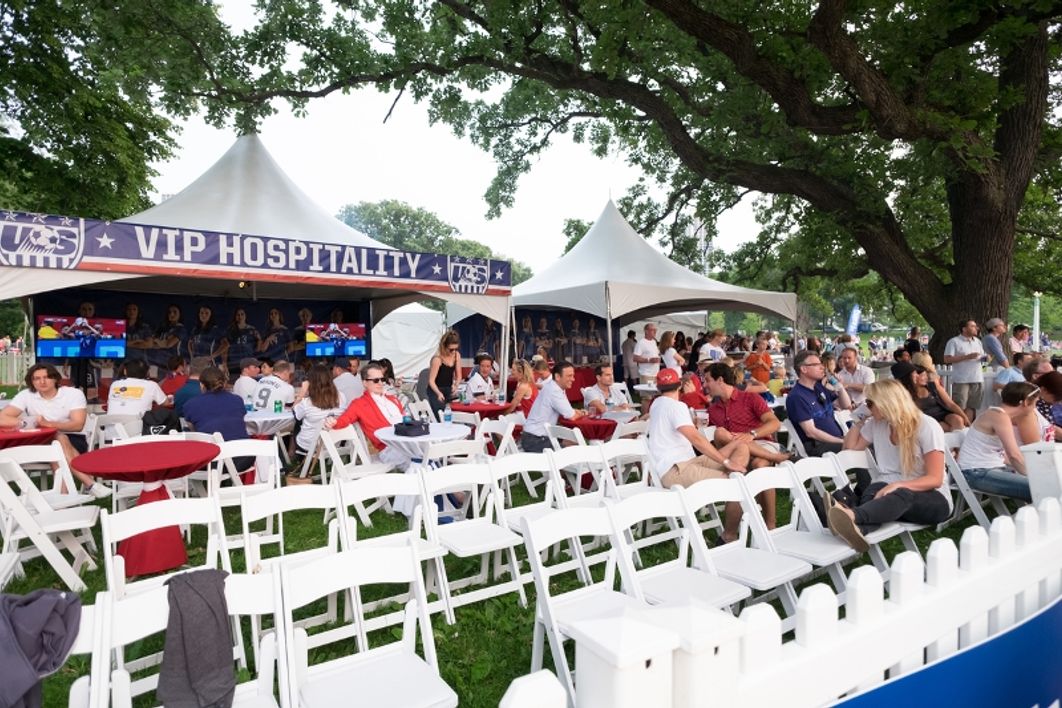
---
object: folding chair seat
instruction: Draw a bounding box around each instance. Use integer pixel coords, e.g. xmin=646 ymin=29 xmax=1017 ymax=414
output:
xmin=320 ymin=426 xmax=393 ymax=524
xmin=280 ymin=546 xmax=457 ymax=708
xmin=0 ymin=460 xmax=98 ymax=591
xmin=0 ymin=441 xmax=92 ymax=510
xmin=420 ymin=462 xmax=527 ymax=622
xmin=337 ymin=474 xmax=450 ymax=627
xmin=107 ymin=572 xmax=286 ymax=708
xmin=606 ymin=490 xmax=751 ymax=610
xmin=779 ymin=418 xmax=810 ymax=458
xmin=675 ymin=477 xmax=812 ymax=629
xmin=520 ymin=505 xmax=646 ymax=705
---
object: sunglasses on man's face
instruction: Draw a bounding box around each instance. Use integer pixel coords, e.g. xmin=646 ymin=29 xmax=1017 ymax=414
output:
xmin=364 ymin=377 xmax=386 ymax=384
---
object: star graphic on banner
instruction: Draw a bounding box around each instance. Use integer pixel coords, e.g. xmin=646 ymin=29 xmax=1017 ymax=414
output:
xmin=30 ymin=212 xmax=46 ymax=223
xmin=3 ymin=211 xmax=18 ymax=221
xmin=431 ymin=263 xmax=442 ymax=275
xmin=96 ymin=232 xmax=114 ymax=250
xmin=494 ymin=269 xmax=504 ymax=280
xmin=59 ymin=216 xmax=73 ymax=226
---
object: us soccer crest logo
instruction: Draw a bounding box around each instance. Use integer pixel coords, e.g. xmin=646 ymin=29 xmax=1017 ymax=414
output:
xmin=0 ymin=212 xmax=85 ymax=269
xmin=447 ymin=256 xmax=489 ymax=294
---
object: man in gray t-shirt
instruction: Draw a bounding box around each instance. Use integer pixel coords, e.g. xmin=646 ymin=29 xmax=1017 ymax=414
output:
xmin=943 ymin=319 xmax=985 ymax=420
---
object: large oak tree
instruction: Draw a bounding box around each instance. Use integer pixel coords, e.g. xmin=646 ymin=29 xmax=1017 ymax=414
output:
xmin=186 ymin=0 xmax=1062 ymax=354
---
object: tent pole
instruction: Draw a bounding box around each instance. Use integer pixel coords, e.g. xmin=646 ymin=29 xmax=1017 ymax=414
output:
xmin=605 ymin=282 xmax=614 ymax=373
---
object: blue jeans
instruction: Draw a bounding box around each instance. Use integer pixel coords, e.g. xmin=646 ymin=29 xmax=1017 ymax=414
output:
xmin=961 ymin=467 xmax=1031 ymax=503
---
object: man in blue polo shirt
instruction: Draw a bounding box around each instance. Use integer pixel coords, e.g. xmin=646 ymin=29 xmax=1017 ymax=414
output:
xmin=786 ymin=349 xmax=852 ymax=456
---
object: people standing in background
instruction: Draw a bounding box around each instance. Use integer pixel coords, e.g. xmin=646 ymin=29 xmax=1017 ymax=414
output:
xmin=150 ymin=304 xmax=187 ymax=373
xmin=518 ymin=315 xmax=535 ymax=359
xmin=188 ymin=305 xmax=226 ymax=364
xmin=1009 ymin=324 xmax=1030 ymax=356
xmin=633 ymin=323 xmax=661 ymax=385
xmin=534 ymin=316 xmax=553 ymax=357
xmin=621 ymin=330 xmax=638 ymax=389
xmin=124 ymin=302 xmax=153 ymax=362
xmin=550 ymin=317 xmax=568 ymax=363
xmin=943 ymin=319 xmax=985 ymax=422
xmin=226 ymin=307 xmax=260 ymax=377
xmin=288 ymin=307 xmax=314 ymax=365
xmin=259 ymin=307 xmax=291 ymax=361
xmin=428 ymin=330 xmax=462 ymax=420
xmin=659 ymin=330 xmax=684 ymax=377
xmin=743 ymin=336 xmax=773 ymax=385
xmin=904 ymin=327 xmax=923 ymax=356
xmin=982 ymin=317 xmax=1010 ymax=370
xmin=585 ymin=319 xmax=603 ymax=362
xmin=479 ymin=318 xmax=499 ymax=360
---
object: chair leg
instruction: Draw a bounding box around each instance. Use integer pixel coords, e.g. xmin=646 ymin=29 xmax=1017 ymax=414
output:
xmin=435 ymin=556 xmax=456 ymax=625
xmin=508 ymin=547 xmax=528 ymax=607
xmin=531 ymin=619 xmax=545 ymax=671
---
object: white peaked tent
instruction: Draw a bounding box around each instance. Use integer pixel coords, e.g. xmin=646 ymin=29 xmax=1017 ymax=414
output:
xmin=0 ymin=135 xmax=511 ymax=327
xmin=371 ymin=303 xmax=445 ymax=378
xmin=512 ymin=200 xmax=797 ymax=355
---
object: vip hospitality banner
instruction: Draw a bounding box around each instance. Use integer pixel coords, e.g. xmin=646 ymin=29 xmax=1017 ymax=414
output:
xmin=0 ymin=210 xmax=512 ymax=294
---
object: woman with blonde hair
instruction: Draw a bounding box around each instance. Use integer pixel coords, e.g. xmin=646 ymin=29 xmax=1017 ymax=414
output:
xmin=504 ymin=359 xmax=538 ymax=417
xmin=428 ymin=329 xmax=462 ymax=419
xmin=659 ymin=330 xmax=684 ymax=376
xmin=829 ymin=379 xmax=952 ymax=551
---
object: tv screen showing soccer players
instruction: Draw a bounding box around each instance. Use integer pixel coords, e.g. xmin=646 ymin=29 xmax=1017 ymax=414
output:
xmin=35 ymin=315 xmax=127 ymax=359
xmin=305 ymin=322 xmax=367 ymax=358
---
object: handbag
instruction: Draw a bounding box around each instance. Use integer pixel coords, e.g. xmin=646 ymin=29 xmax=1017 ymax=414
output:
xmin=394 ymin=421 xmax=430 ymax=437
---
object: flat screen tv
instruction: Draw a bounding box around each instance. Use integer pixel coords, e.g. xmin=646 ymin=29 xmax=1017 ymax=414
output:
xmin=305 ymin=322 xmax=367 ymax=358
xmin=35 ymin=315 xmax=127 ymax=359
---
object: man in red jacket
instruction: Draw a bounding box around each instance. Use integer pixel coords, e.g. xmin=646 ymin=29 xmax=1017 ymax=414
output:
xmin=326 ymin=362 xmax=410 ymax=470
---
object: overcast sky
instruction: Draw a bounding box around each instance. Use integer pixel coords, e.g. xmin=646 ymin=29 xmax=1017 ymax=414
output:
xmin=149 ymin=6 xmax=759 ymax=276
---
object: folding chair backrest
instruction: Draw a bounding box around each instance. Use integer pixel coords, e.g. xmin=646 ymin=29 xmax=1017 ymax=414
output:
xmin=828 ymin=448 xmax=877 ymax=486
xmin=943 ymin=429 xmax=967 ymax=450
xmin=337 ymin=473 xmax=427 ymax=547
xmin=0 ymin=441 xmax=78 ymax=502
xmin=68 ymin=597 xmax=110 ymax=708
xmin=786 ymin=457 xmax=844 ymax=532
xmin=424 ymin=438 xmax=485 ymax=464
xmin=241 ymin=484 xmax=340 ymax=571
xmin=100 ymin=497 xmax=231 ymax=597
xmin=408 ymin=399 xmax=437 ymax=423
xmin=609 ymin=420 xmax=648 ymax=441
xmin=108 ymin=572 xmax=282 ymax=706
xmin=606 ymin=490 xmax=717 ymax=581
xmin=112 ymin=433 xmax=185 ymax=445
xmin=521 ymin=505 xmax=615 ymax=588
xmin=779 ymin=418 xmax=809 ymax=458
xmin=834 ymin=409 xmax=853 ymax=430
xmin=478 ymin=418 xmax=518 ymax=458
xmin=615 ymin=381 xmax=636 ymax=407
xmin=547 ymin=424 xmax=587 ymax=450
xmin=214 ymin=437 xmax=281 ymax=491
xmin=0 ymin=454 xmax=56 ymax=512
xmin=91 ymin=414 xmax=142 ymax=448
xmin=179 ymin=430 xmax=224 ymax=444
xmin=450 ymin=410 xmax=481 ymax=428
xmin=488 ymin=452 xmax=552 ymax=487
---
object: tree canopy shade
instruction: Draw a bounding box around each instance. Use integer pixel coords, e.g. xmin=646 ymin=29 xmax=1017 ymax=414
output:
xmin=172 ymin=0 xmax=1061 ymax=355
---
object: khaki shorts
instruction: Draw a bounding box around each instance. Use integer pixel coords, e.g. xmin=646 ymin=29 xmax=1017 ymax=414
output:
xmin=660 ymin=455 xmax=728 ymax=488
xmin=951 ymin=382 xmax=983 ymax=411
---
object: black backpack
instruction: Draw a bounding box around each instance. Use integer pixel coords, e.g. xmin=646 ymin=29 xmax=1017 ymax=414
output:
xmin=141 ymin=407 xmax=180 ymax=436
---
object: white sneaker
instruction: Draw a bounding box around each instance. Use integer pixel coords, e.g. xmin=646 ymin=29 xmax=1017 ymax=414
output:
xmin=86 ymin=484 xmax=112 ymax=500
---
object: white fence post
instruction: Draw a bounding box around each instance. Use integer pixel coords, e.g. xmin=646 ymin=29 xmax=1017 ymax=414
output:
xmin=987 ymin=516 xmax=1017 ymax=634
xmin=887 ymin=552 xmax=925 ymax=677
xmin=958 ymin=525 xmax=990 ymax=648
xmin=1013 ymin=507 xmax=1042 ymax=620
xmin=1038 ymin=498 xmax=1062 ymax=601
xmin=846 ymin=566 xmax=886 ymax=693
xmin=925 ymin=538 xmax=959 ymax=661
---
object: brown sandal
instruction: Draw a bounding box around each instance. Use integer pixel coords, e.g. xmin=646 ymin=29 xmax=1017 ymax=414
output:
xmin=827 ymin=506 xmax=869 ymax=553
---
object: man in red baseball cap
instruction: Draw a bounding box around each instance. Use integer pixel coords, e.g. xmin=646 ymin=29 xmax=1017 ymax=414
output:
xmin=647 ymin=368 xmax=750 ymax=542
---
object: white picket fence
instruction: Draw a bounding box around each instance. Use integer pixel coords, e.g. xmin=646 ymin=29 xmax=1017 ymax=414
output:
xmin=502 ymin=498 xmax=1062 ymax=708
xmin=0 ymin=351 xmax=32 ymax=386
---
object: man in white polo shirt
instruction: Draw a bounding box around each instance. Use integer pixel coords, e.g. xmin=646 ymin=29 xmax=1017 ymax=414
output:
xmin=521 ymin=360 xmax=587 ymax=453
xmin=632 ymin=323 xmax=661 ymax=385
xmin=835 ymin=346 xmax=875 ymax=407
xmin=647 ymin=368 xmax=749 ymax=542
xmin=582 ymin=364 xmax=630 ymax=415
xmin=943 ymin=319 xmax=985 ymax=420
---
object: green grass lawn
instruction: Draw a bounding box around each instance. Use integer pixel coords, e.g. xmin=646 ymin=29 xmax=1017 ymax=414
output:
xmin=6 ymin=475 xmax=989 ymax=708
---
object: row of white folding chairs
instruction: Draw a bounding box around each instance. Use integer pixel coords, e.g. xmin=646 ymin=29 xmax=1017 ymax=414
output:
xmin=73 ymin=543 xmax=457 ymax=708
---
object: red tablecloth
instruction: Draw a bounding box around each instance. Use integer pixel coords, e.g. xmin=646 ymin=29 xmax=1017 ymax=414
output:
xmin=72 ymin=440 xmax=220 ymax=577
xmin=559 ymin=416 xmax=617 ymax=441
xmin=451 ymin=401 xmax=509 ymax=420
xmin=0 ymin=428 xmax=57 ymax=449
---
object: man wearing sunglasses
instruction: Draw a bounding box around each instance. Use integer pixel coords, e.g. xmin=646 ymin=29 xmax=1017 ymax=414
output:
xmin=327 ymin=362 xmax=410 ymax=470
xmin=786 ymin=349 xmax=851 ymax=456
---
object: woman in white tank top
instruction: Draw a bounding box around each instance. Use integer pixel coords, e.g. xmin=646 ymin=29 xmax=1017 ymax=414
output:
xmin=957 ymin=381 xmax=1037 ymax=503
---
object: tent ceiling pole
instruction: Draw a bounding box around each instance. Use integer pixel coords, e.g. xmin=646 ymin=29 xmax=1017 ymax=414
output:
xmin=605 ymin=282 xmax=614 ymax=373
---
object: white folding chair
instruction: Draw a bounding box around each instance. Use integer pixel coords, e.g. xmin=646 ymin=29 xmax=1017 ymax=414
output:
xmin=106 ymin=572 xmax=285 ymax=707
xmin=834 ymin=408 xmax=854 ymax=430
xmin=520 ymin=506 xmax=645 ymax=705
xmin=85 ymin=413 xmax=141 ymax=450
xmin=940 ymin=429 xmax=1011 ymax=530
xmin=420 ymin=462 xmax=527 ymax=623
xmin=212 ymin=438 xmax=283 ymax=548
xmin=614 ymin=381 xmax=639 ymax=409
xmin=598 ymin=437 xmax=652 ymax=495
xmin=109 ymin=434 xmax=200 ymax=512
xmin=0 ymin=441 xmax=92 ymax=509
xmin=280 ymin=546 xmax=458 ymax=708
xmin=489 ymin=453 xmax=558 ymax=535
xmin=68 ymin=594 xmax=111 ymax=708
xmin=407 ymin=398 xmax=438 ymax=423
xmin=606 ymin=490 xmax=751 ymax=610
xmin=241 ymin=484 xmax=342 ymax=665
xmin=320 ymin=426 xmax=394 ymax=525
xmin=676 ymin=477 xmax=812 ymax=630
xmin=337 ymin=474 xmax=451 ymax=628
xmin=449 ymin=409 xmax=481 ymax=431
xmin=546 ymin=444 xmax=609 ymax=503
xmin=779 ymin=418 xmax=810 ymax=458
xmin=478 ymin=418 xmax=537 ymax=501
xmin=0 ymin=551 xmax=19 ymax=590
xmin=0 ymin=460 xmax=99 ymax=591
